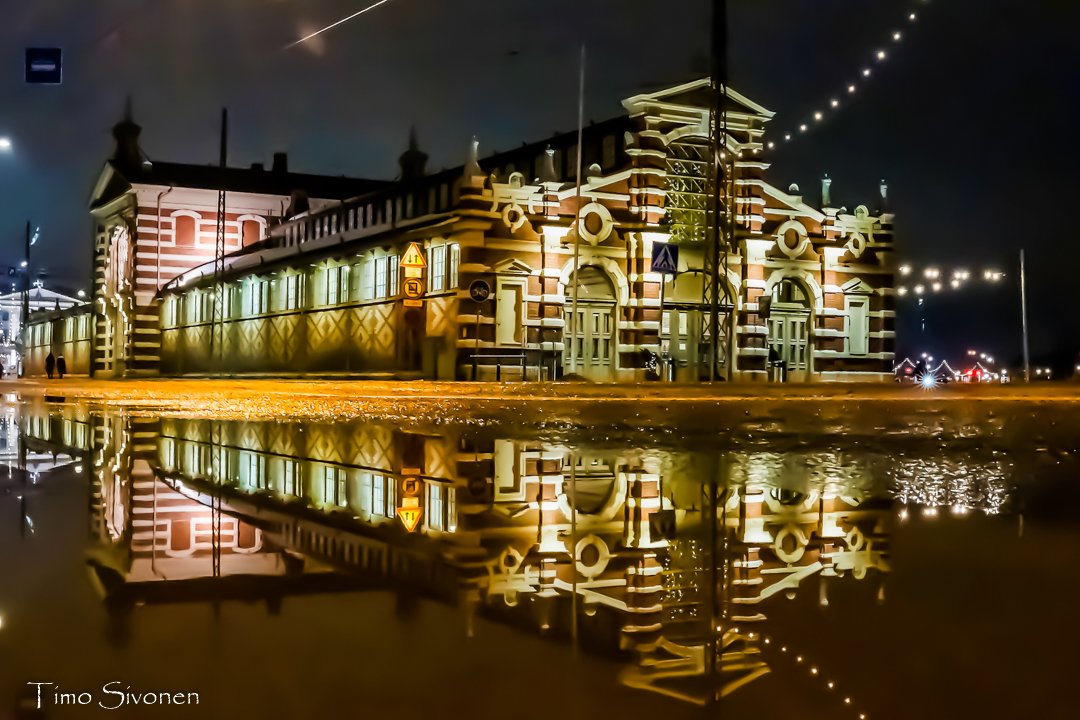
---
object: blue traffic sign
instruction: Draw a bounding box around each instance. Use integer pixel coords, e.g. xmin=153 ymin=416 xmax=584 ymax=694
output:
xmin=26 ymin=48 xmax=62 ymax=85
xmin=651 ymin=242 xmax=679 ymax=275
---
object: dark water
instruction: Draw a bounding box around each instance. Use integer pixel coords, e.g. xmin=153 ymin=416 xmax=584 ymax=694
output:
xmin=1 ymin=396 xmax=1078 ymax=719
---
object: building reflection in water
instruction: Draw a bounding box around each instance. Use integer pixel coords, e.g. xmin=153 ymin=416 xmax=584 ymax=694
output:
xmin=17 ymin=402 xmax=1011 ymax=709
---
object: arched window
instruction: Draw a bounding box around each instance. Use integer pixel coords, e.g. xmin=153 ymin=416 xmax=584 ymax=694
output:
xmin=772 ymin=278 xmax=809 ymax=306
xmin=173 ymin=213 xmax=196 ymax=247
xmin=242 ymin=219 xmax=262 ymax=246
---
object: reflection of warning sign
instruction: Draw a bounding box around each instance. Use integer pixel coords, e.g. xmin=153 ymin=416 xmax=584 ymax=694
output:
xmin=403 ymin=277 xmax=424 ymax=299
xmin=402 ymin=477 xmax=421 ymax=496
xmin=401 ymin=243 xmax=426 ymax=269
xmin=397 ymin=497 xmax=423 ymax=532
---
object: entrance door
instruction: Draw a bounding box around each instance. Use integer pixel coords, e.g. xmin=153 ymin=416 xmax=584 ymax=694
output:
xmin=665 ymin=308 xmax=704 ymax=380
xmin=565 ymin=304 xmax=615 ymax=377
xmin=768 ymin=311 xmax=810 ymax=379
xmin=563 ymin=266 xmax=618 ymax=380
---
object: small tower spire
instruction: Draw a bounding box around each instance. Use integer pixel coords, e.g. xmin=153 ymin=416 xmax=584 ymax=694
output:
xmin=111 ymin=95 xmax=145 ymax=171
xmin=398 ymin=125 xmax=428 ymax=182
xmin=539 ymin=146 xmax=558 ymax=184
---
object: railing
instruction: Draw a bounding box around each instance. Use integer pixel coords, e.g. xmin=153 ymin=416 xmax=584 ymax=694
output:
xmin=468 ymin=353 xmax=528 ymax=382
xmin=271 ymin=170 xmax=463 ymax=249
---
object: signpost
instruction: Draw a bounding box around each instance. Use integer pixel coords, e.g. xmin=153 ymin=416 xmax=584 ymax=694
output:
xmin=651 ymin=243 xmax=679 ymax=377
xmin=25 ymin=48 xmax=62 ymax=85
xmin=401 ymin=245 xmax=427 ymax=308
xmin=397 ymin=473 xmax=423 ymax=532
xmin=403 ymin=277 xmax=423 ymax=299
xmin=469 ymin=280 xmax=492 ymax=380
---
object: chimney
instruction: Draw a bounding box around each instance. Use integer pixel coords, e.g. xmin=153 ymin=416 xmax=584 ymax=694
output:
xmin=879 ymin=179 xmax=889 ymax=210
xmin=272 ymin=152 xmax=289 ymax=174
xmin=111 ymin=96 xmax=145 ymax=171
xmin=250 ymin=162 xmax=265 ymax=172
xmin=398 ymin=126 xmax=428 ymax=182
xmin=821 ymin=174 xmax=833 ymax=207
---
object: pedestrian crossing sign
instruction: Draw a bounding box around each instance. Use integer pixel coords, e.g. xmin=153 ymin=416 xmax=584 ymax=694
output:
xmin=651 ymin=242 xmax=679 ymax=275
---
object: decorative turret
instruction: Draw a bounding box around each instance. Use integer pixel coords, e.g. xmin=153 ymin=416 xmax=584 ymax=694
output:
xmin=879 ymin=179 xmax=889 ymax=211
xmin=821 ymin=174 xmax=833 ymax=208
xmin=398 ymin=126 xmax=428 ymax=182
xmin=111 ymin=96 xmax=146 ymax=171
xmin=463 ymin=136 xmax=482 ymax=181
xmin=538 ymin=146 xmax=558 ymax=184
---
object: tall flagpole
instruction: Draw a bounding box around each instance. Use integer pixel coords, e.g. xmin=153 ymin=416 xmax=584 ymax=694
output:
xmin=1020 ymin=248 xmax=1030 ymax=382
xmin=569 ymin=45 xmax=586 ymax=376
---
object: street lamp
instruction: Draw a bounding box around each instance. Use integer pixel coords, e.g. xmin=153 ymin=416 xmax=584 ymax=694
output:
xmin=0 ymin=137 xmax=11 ymax=152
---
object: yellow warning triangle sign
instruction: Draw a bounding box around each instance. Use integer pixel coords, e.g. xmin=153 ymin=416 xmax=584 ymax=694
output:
xmin=400 ymin=242 xmax=426 ymax=269
xmin=397 ymin=505 xmax=424 ymax=532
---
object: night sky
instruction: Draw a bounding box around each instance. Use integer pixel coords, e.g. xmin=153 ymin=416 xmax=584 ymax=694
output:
xmin=1 ymin=0 xmax=1077 ymax=365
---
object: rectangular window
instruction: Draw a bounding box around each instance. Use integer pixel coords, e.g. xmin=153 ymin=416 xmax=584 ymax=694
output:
xmin=430 ymin=245 xmax=446 ymax=292
xmin=325 ymin=266 xmax=339 ymax=305
xmin=387 ymin=255 xmax=399 ymax=298
xmin=374 ymin=257 xmax=387 ymax=299
xmin=846 ymin=296 xmax=870 ymax=356
xmin=449 ymin=245 xmax=460 ymax=289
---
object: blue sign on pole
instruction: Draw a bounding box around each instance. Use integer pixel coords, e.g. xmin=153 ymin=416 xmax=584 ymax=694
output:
xmin=651 ymin=242 xmax=679 ymax=275
xmin=26 ymin=48 xmax=63 ymax=85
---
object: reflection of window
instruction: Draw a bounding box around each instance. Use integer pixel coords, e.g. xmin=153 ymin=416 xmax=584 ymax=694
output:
xmin=426 ymin=482 xmax=455 ymax=532
xmin=322 ymin=466 xmax=347 ymax=507
xmin=245 ymin=452 xmax=265 ymax=490
xmin=283 ymin=460 xmax=298 ymax=497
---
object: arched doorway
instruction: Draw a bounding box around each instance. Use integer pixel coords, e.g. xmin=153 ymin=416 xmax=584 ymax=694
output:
xmin=767 ymin=278 xmax=812 ymax=381
xmin=563 ymin=266 xmax=617 ymax=380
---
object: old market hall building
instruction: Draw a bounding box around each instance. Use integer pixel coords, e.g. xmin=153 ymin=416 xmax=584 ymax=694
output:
xmin=29 ymin=79 xmax=896 ymax=382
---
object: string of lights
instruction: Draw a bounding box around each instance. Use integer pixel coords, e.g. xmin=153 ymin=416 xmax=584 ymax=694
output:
xmin=768 ymin=0 xmax=934 ymax=150
xmin=895 ymin=263 xmax=1005 ymax=297
xmin=761 ymin=633 xmax=869 ymax=720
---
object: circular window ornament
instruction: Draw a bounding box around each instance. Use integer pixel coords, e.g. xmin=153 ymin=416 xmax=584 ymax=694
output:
xmin=502 ymin=202 xmax=527 ymax=232
xmin=846 ymin=232 xmax=867 ymax=258
xmin=575 ymin=202 xmax=614 ymax=245
xmin=777 ymin=222 xmax=809 ymax=259
xmin=773 ymin=525 xmax=807 ymax=565
xmin=574 ymin=534 xmax=611 ymax=578
xmin=854 ymin=205 xmax=870 ymax=220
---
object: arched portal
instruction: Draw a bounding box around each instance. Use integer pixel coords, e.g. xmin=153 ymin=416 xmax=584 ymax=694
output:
xmin=563 ymin=266 xmax=618 ymax=380
xmin=767 ymin=277 xmax=812 ymax=381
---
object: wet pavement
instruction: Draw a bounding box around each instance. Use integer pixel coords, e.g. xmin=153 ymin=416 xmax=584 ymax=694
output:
xmin=1 ymin=387 xmax=1078 ymax=718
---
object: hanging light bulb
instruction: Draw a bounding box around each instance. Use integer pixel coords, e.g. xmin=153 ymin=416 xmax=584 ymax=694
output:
xmin=893 ymin=30 xmax=902 ymax=41
xmin=862 ymin=68 xmax=872 ymax=77
xmin=814 ymin=111 xmax=823 ymax=121
xmin=876 ymin=49 xmax=887 ymax=60
xmin=848 ymin=84 xmax=857 ymax=93
xmin=830 ymin=98 xmax=839 ymax=108
xmin=799 ymin=124 xmax=808 ymax=132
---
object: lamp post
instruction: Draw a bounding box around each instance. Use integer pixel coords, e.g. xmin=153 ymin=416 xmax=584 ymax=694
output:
xmin=20 ymin=222 xmax=30 ymax=377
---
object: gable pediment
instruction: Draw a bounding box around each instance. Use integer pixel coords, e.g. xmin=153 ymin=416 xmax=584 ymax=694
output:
xmin=493 ymin=258 xmax=534 ymax=275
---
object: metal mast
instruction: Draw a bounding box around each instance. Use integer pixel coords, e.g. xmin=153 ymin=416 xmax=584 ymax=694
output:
xmin=706 ymin=0 xmax=733 ymax=382
xmin=211 ymin=109 xmax=227 ymax=578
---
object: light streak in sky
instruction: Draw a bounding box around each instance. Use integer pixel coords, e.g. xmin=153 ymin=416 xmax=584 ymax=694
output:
xmin=285 ymin=0 xmax=395 ymax=50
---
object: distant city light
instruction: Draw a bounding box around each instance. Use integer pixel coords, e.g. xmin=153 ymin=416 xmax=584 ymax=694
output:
xmin=899 ymin=265 xmax=912 ymax=275
xmin=931 ymin=281 xmax=942 ymax=292
xmin=914 ymin=284 xmax=925 ymax=295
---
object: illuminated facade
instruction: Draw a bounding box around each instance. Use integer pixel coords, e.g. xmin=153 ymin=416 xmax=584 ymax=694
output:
xmin=33 ymin=80 xmax=895 ymax=381
xmin=0 ymin=286 xmax=85 ymax=376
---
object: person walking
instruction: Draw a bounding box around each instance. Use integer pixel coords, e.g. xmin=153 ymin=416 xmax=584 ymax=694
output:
xmin=44 ymin=352 xmax=55 ymax=379
xmin=56 ymin=355 xmax=67 ymax=379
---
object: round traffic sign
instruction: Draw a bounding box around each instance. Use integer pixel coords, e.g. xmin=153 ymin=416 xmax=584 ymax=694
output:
xmin=469 ymin=279 xmax=491 ymax=303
